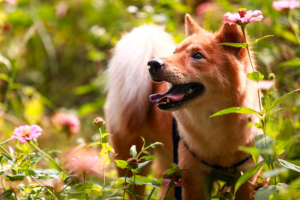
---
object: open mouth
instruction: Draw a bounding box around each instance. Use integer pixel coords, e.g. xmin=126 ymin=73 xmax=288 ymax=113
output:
xmin=149 ymin=83 xmax=205 ymax=110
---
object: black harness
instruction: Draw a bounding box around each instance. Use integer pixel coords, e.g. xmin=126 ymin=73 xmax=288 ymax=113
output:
xmin=172 ymin=118 xmax=251 ymax=199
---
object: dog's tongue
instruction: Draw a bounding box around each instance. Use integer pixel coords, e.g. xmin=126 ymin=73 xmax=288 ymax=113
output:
xmin=149 ymin=86 xmax=186 ymax=104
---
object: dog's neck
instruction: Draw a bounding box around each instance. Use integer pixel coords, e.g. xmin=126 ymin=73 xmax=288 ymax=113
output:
xmin=173 ymin=78 xmax=261 ymax=166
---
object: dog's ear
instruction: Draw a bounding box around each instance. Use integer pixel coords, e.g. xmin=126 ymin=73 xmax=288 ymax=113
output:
xmin=185 ymin=14 xmax=205 ymax=36
xmin=216 ymin=24 xmax=246 ymax=56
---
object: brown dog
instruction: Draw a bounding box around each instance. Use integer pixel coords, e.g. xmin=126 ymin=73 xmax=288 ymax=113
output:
xmin=105 ymin=15 xmax=262 ymax=199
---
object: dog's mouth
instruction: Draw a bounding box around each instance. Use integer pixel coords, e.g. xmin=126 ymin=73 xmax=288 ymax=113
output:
xmin=149 ymin=83 xmax=205 ymax=110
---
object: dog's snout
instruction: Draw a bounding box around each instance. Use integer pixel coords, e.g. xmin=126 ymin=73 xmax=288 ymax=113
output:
xmin=148 ymin=59 xmax=164 ymax=82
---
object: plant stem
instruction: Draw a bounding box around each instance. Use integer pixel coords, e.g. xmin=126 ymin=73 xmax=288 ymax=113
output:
xmin=146 ymin=188 xmax=156 ymax=200
xmin=288 ymin=9 xmax=300 ymax=44
xmin=84 ymin=172 xmax=86 ymax=185
xmin=29 ymin=141 xmax=63 ymax=171
xmin=164 ymin=185 xmax=172 ymax=198
xmin=99 ymin=128 xmax=102 ymax=144
xmin=241 ymin=26 xmax=262 ymax=112
xmin=123 ymin=168 xmax=129 ymax=200
xmin=271 ymin=163 xmax=278 ymax=185
xmin=132 ymin=172 xmax=136 ymax=200
xmin=246 ymin=180 xmax=254 ymax=185
xmin=0 ymin=137 xmax=14 ymax=147
xmin=137 ymin=145 xmax=152 ymax=160
xmin=0 ymin=146 xmax=14 ymax=160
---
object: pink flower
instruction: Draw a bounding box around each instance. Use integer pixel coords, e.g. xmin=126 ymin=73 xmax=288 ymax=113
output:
xmin=13 ymin=125 xmax=42 ymax=144
xmin=196 ymin=2 xmax=215 ymax=18
xmin=56 ymin=2 xmax=68 ymax=18
xmin=162 ymin=172 xmax=186 ymax=187
xmin=223 ymin=8 xmax=263 ymax=25
xmin=3 ymin=0 xmax=17 ymax=5
xmin=162 ymin=179 xmax=185 ymax=187
xmin=257 ymin=80 xmax=275 ymax=90
xmin=51 ymin=112 xmax=81 ymax=135
xmin=273 ymin=0 xmax=300 ymax=11
xmin=68 ymin=156 xmax=101 ymax=175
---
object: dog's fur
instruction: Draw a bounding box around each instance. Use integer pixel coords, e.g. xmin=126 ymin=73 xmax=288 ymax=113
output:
xmin=105 ymin=15 xmax=262 ymax=199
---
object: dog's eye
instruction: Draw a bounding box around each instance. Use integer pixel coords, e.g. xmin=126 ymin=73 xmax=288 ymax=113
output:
xmin=192 ymin=53 xmax=204 ymax=59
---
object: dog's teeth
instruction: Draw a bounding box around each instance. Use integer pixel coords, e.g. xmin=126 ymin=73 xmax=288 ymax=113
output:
xmin=187 ymin=88 xmax=193 ymax=94
xmin=166 ymin=98 xmax=170 ymax=103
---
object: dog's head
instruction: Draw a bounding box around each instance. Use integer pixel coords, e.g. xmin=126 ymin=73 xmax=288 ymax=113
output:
xmin=148 ymin=14 xmax=251 ymax=112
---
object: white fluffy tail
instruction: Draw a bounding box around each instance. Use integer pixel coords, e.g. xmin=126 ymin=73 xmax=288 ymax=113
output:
xmin=105 ymin=25 xmax=176 ymax=132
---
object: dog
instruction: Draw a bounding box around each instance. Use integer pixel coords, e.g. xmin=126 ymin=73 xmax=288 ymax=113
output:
xmin=105 ymin=14 xmax=262 ymax=200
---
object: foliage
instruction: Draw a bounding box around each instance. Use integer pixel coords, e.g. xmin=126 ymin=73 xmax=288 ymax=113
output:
xmin=0 ymin=0 xmax=300 ymax=199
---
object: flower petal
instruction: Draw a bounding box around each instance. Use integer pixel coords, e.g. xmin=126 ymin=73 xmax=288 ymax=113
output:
xmin=249 ymin=15 xmax=263 ymax=22
xmin=162 ymin=179 xmax=172 ymax=187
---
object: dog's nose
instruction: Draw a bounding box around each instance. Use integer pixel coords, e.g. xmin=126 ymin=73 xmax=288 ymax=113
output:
xmin=148 ymin=59 xmax=164 ymax=78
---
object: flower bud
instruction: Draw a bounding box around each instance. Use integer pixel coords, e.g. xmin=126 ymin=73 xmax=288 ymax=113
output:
xmin=151 ymin=142 xmax=164 ymax=148
xmin=93 ymin=117 xmax=105 ymax=128
xmin=268 ymin=73 xmax=276 ymax=80
xmin=127 ymin=158 xmax=139 ymax=169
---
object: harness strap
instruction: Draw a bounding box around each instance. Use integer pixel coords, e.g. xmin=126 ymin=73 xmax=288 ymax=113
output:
xmin=172 ymin=118 xmax=182 ymax=200
xmin=179 ymin=135 xmax=252 ymax=171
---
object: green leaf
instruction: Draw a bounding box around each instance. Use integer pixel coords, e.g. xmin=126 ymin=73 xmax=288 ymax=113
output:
xmin=0 ymin=189 xmax=13 ymax=199
xmin=277 ymin=159 xmax=300 ymax=173
xmin=0 ymin=54 xmax=12 ymax=71
xmin=268 ymin=89 xmax=300 ymax=109
xmin=171 ymin=163 xmax=177 ymax=169
xmin=253 ymin=122 xmax=263 ymax=129
xmin=135 ymin=160 xmax=151 ymax=173
xmin=275 ymin=140 xmax=285 ymax=155
xmin=254 ymin=135 xmax=275 ymax=165
xmin=234 ymin=161 xmax=265 ymax=194
xmin=140 ymin=155 xmax=160 ymax=161
xmin=1 ymin=153 xmax=18 ymax=170
xmin=219 ymin=42 xmax=249 ymax=48
xmin=114 ymin=177 xmax=133 ymax=185
xmin=87 ymin=141 xmax=101 ymax=147
xmin=115 ymin=160 xmax=128 ymax=169
xmin=239 ymin=146 xmax=259 ymax=164
xmin=108 ymin=189 xmax=122 ymax=197
xmin=0 ymin=73 xmax=10 ymax=82
xmin=130 ymin=145 xmax=137 ymax=158
xmin=164 ymin=168 xmax=177 ymax=175
xmin=247 ymin=71 xmax=264 ymax=82
xmin=210 ymin=107 xmax=260 ymax=118
xmin=254 ymin=183 xmax=288 ymax=200
xmin=279 ymin=59 xmax=300 ymax=67
xmin=126 ymin=187 xmax=142 ymax=197
xmin=141 ymin=136 xmax=145 ymax=152
xmin=254 ymin=35 xmax=274 ymax=44
xmin=263 ymin=168 xmax=288 ymax=178
xmin=101 ymin=133 xmax=111 ymax=138
xmin=4 ymin=172 xmax=26 ymax=181
xmin=254 ymin=135 xmax=273 ymax=151
xmin=75 ymin=184 xmax=102 ymax=196
xmin=134 ymin=175 xmax=160 ymax=188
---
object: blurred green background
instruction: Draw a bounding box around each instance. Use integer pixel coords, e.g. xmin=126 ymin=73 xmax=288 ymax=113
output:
xmin=0 ymin=0 xmax=300 ymax=198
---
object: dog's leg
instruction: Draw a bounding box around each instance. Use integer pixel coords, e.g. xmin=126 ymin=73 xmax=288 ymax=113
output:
xmin=110 ymin=128 xmax=153 ymax=200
